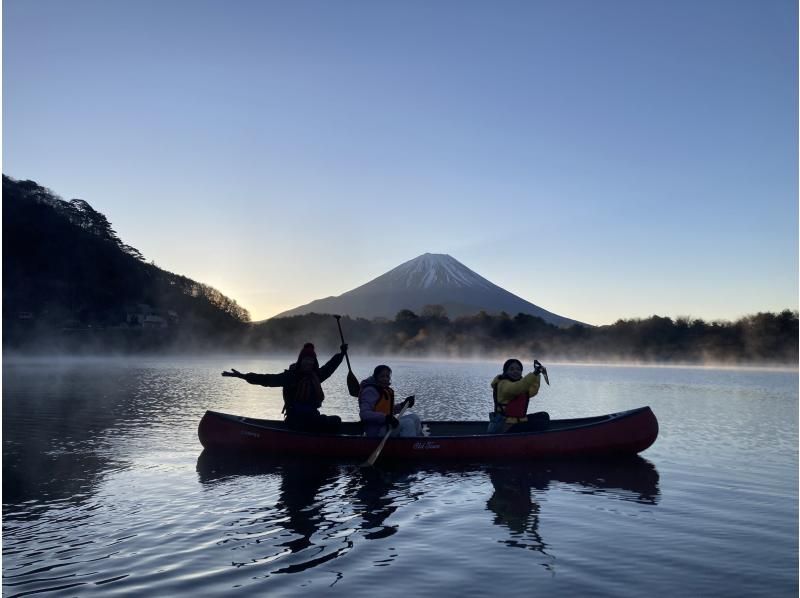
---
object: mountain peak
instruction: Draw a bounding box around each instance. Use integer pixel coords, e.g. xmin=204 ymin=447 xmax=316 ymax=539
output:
xmin=380 ymin=253 xmax=495 ymax=291
xmin=273 ymin=253 xmax=583 ymax=326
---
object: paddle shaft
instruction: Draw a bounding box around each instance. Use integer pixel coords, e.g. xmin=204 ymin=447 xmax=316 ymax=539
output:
xmin=363 ymin=403 xmax=410 ymax=467
xmin=334 ymin=315 xmax=354 ymax=373
xmin=334 ymin=315 xmax=361 ymax=397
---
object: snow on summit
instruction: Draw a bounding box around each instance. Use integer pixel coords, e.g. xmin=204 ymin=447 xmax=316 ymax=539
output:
xmin=273 ymin=252 xmax=583 ymax=326
xmin=378 ymin=253 xmax=495 ymax=290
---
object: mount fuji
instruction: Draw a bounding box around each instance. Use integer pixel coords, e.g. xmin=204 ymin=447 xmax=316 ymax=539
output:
xmin=273 ymin=253 xmax=584 ymax=327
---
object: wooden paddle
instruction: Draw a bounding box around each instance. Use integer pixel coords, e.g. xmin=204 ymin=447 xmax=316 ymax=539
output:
xmin=362 ymin=399 xmax=412 ymax=467
xmin=334 ymin=315 xmax=360 ymax=397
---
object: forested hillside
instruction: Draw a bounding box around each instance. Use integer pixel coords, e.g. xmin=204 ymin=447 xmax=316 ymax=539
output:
xmin=3 ymin=175 xmax=249 ymax=352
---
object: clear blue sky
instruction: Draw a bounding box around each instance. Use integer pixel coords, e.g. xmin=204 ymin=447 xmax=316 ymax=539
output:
xmin=4 ymin=0 xmax=797 ymax=325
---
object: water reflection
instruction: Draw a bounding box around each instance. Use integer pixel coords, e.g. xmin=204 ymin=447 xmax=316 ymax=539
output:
xmin=271 ymin=460 xmax=349 ymax=574
xmin=197 ymin=452 xmax=423 ymax=576
xmin=485 ymin=457 xmax=659 ymax=556
xmin=486 ymin=465 xmax=548 ymax=553
xmin=491 ymin=456 xmax=661 ymax=504
xmin=346 ymin=468 xmax=416 ymax=541
xmin=197 ymin=452 xmax=659 ymax=578
xmin=3 ymin=361 xmax=204 ymax=512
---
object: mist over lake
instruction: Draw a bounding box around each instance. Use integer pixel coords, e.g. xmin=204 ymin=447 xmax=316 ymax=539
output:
xmin=3 ymin=356 xmax=797 ymax=597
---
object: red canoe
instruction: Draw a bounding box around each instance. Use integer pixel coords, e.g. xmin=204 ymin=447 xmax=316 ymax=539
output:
xmin=197 ymin=406 xmax=658 ymax=460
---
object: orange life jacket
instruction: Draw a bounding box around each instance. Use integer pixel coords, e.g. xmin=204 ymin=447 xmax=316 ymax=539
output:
xmin=373 ymin=386 xmax=395 ymax=415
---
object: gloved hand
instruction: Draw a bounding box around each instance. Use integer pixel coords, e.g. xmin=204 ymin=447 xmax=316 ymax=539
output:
xmin=533 ymin=360 xmax=549 ymax=385
xmin=222 ymin=369 xmax=242 ymax=378
xmin=403 ymin=395 xmax=415 ymax=409
xmin=340 ymin=343 xmax=348 ymax=354
xmin=385 ymin=414 xmax=400 ymax=429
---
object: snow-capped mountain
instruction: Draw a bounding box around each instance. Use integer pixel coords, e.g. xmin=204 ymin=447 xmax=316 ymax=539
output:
xmin=273 ymin=253 xmax=584 ymax=327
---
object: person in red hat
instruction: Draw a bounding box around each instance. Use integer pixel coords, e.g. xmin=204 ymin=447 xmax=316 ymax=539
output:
xmin=222 ymin=342 xmax=348 ymax=433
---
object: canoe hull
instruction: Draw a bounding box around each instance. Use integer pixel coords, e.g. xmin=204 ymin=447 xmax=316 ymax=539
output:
xmin=198 ymin=407 xmax=658 ymax=460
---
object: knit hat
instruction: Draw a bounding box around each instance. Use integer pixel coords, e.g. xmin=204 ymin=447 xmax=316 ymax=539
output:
xmin=296 ymin=343 xmax=318 ymax=366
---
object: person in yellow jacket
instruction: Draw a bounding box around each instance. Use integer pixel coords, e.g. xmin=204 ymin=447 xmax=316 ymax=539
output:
xmin=488 ymin=358 xmax=549 ymax=433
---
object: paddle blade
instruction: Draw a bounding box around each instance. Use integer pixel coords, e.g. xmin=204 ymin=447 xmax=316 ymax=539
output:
xmin=347 ymin=371 xmax=360 ymax=397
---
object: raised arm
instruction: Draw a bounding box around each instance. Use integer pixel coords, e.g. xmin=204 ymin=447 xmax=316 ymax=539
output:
xmin=496 ymin=372 xmax=541 ymax=403
xmin=317 ymin=349 xmax=345 ymax=383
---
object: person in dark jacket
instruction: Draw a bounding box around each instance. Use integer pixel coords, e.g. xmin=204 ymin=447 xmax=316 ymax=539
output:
xmin=222 ymin=342 xmax=347 ymax=433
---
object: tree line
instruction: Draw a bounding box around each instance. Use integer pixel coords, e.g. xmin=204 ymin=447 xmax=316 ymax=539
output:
xmin=243 ymin=307 xmax=798 ymax=365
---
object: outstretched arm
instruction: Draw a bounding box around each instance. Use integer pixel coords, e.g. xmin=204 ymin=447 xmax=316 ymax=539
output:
xmin=221 ymin=369 xmax=289 ymax=387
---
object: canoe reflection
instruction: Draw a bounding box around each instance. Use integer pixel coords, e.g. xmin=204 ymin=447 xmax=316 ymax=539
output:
xmin=487 ymin=465 xmax=545 ymax=536
xmin=196 ymin=452 xmax=659 ymax=574
xmin=196 ymin=452 xmax=421 ymax=573
xmin=345 ymin=467 xmax=416 ymax=540
xmin=273 ymin=460 xmax=340 ymax=557
xmin=487 ymin=456 xmax=660 ymax=506
xmin=484 ymin=457 xmax=659 ymax=554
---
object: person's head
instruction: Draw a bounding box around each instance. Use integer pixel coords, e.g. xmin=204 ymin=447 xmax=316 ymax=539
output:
xmin=296 ymin=343 xmax=318 ymax=373
xmin=502 ymin=358 xmax=523 ymax=381
xmin=373 ymin=365 xmax=392 ymax=388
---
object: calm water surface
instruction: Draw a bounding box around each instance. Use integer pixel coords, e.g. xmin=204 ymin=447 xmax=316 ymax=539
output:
xmin=3 ymin=356 xmax=798 ymax=596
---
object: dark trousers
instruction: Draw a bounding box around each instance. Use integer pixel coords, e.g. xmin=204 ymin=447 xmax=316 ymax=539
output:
xmin=286 ymin=410 xmax=342 ymax=433
xmin=507 ymin=411 xmax=550 ymax=433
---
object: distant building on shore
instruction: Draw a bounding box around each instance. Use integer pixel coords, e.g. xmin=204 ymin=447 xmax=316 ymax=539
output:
xmin=126 ymin=304 xmax=179 ymax=329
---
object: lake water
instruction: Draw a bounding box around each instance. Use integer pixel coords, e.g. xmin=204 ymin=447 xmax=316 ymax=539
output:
xmin=3 ymin=356 xmax=797 ymax=596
